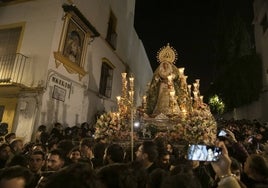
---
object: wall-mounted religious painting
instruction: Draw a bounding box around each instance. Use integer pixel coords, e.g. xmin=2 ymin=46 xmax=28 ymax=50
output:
xmin=63 ymin=18 xmax=85 ymax=66
xmin=54 ymin=4 xmax=99 ymax=80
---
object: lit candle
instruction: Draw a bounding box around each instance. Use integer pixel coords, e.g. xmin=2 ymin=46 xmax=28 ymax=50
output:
xmin=195 ymin=79 xmax=200 ymax=89
xmin=116 ymin=96 xmax=121 ymax=103
xmin=193 ymin=91 xmax=198 ymax=99
xmin=129 ymin=91 xmax=134 ymax=97
xmin=143 ymin=95 xmax=147 ymax=103
xmin=129 ymin=77 xmax=134 ymax=83
xmin=188 ymin=85 xmax=192 ymax=92
xmin=193 ymin=83 xmax=198 ymax=90
xmin=121 ymin=73 xmax=127 ymax=80
xmin=129 ymin=77 xmax=134 ymax=90
xmin=182 ymin=108 xmax=187 ymax=114
xmin=170 ymin=91 xmax=175 ymax=97
xmin=178 ymin=67 xmax=185 ymax=76
xmin=200 ymin=96 xmax=203 ymax=103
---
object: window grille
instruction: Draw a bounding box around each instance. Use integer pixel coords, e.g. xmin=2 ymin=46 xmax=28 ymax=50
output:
xmin=99 ymin=62 xmax=113 ymax=98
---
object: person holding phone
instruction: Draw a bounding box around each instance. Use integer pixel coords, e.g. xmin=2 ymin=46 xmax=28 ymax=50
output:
xmin=218 ymin=129 xmax=249 ymax=164
xmin=211 ymin=141 xmax=241 ymax=188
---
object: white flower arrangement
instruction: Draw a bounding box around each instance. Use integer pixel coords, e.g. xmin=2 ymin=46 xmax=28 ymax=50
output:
xmin=94 ymin=112 xmax=136 ymax=142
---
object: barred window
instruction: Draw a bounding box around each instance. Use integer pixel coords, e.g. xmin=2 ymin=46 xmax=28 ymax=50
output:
xmin=99 ymin=61 xmax=114 ymax=98
xmin=0 ymin=26 xmax=23 ymax=82
xmin=0 ymin=26 xmax=22 ymax=56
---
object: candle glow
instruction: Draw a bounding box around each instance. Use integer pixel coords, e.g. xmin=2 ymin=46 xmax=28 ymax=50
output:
xmin=178 ymin=67 xmax=185 ymax=76
xmin=121 ymin=73 xmax=127 ymax=79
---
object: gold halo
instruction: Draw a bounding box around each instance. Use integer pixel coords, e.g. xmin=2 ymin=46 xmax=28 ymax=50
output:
xmin=157 ymin=43 xmax=178 ymax=64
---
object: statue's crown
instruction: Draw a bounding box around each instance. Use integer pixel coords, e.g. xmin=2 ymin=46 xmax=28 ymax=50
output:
xmin=157 ymin=43 xmax=178 ymax=64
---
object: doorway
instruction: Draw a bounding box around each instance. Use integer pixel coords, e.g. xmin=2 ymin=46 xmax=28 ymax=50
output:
xmin=0 ymin=98 xmax=17 ymax=133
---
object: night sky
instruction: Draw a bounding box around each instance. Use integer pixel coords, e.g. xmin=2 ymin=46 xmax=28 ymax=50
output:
xmin=134 ymin=0 xmax=253 ymax=94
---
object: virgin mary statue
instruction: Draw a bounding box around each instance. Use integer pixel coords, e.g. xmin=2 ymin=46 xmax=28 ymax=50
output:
xmin=146 ymin=44 xmax=189 ymax=117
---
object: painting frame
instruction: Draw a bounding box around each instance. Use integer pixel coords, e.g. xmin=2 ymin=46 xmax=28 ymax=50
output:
xmin=62 ymin=17 xmax=86 ymax=66
xmin=54 ymin=5 xmax=99 ymax=80
xmin=52 ymin=85 xmax=66 ymax=102
xmin=54 ymin=13 xmax=90 ymax=80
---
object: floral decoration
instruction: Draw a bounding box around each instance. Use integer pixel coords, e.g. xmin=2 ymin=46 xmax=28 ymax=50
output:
xmin=175 ymin=108 xmax=217 ymax=144
xmin=94 ymin=105 xmax=217 ymax=144
xmin=94 ymin=112 xmax=136 ymax=142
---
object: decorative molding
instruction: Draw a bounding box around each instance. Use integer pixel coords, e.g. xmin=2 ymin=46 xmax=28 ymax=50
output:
xmin=53 ymin=52 xmax=87 ymax=80
xmin=62 ymin=4 xmax=100 ymax=37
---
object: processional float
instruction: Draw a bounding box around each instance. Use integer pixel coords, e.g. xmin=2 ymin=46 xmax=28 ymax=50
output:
xmin=95 ymin=43 xmax=217 ymax=160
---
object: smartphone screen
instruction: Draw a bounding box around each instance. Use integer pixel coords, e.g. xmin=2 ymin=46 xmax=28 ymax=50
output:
xmin=218 ymin=130 xmax=227 ymax=137
xmin=187 ymin=144 xmax=222 ymax=162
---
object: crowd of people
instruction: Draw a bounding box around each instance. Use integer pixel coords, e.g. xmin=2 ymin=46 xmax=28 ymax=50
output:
xmin=0 ymin=119 xmax=268 ymax=188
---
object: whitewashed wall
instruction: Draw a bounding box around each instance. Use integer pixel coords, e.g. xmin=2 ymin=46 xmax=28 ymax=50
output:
xmin=0 ymin=0 xmax=153 ymax=142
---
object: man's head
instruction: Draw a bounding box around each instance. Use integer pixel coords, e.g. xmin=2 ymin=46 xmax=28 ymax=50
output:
xmin=158 ymin=150 xmax=171 ymax=170
xmin=4 ymin=133 xmax=15 ymax=144
xmin=47 ymin=149 xmax=65 ymax=171
xmin=244 ymin=154 xmax=268 ymax=181
xmin=43 ymin=163 xmax=101 ymax=188
xmin=0 ymin=143 xmax=11 ymax=160
xmin=69 ymin=147 xmax=81 ymax=163
xmin=136 ymin=141 xmax=158 ymax=164
xmin=0 ymin=166 xmax=33 ymax=188
xmin=9 ymin=138 xmax=24 ymax=154
xmin=37 ymin=125 xmax=46 ymax=132
xmin=80 ymin=138 xmax=94 ymax=159
xmin=103 ymin=144 xmax=124 ymax=164
xmin=28 ymin=150 xmax=45 ymax=173
xmin=54 ymin=122 xmax=63 ymax=130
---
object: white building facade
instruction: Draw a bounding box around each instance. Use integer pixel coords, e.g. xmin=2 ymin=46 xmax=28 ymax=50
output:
xmin=0 ymin=0 xmax=153 ymax=142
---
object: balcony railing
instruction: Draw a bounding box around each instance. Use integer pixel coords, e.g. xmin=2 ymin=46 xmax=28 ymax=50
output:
xmin=0 ymin=53 xmax=28 ymax=85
